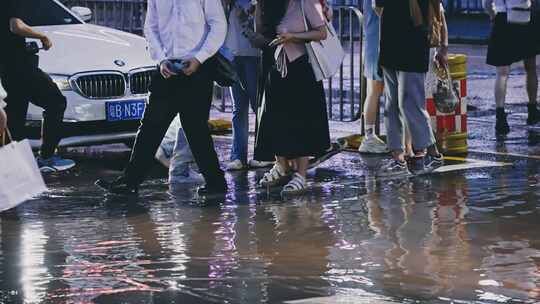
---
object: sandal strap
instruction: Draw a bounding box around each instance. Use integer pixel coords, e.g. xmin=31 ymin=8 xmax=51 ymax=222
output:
xmin=261 ymin=164 xmax=286 ymax=183
xmin=283 ymin=174 xmax=306 ymax=191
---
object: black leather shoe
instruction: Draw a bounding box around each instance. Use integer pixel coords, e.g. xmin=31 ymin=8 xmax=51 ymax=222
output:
xmin=95 ymin=177 xmax=138 ymax=195
xmin=197 ymin=184 xmax=227 ymax=196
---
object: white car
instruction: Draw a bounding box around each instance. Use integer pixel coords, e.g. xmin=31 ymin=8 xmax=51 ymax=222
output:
xmin=23 ymin=0 xmax=156 ymax=148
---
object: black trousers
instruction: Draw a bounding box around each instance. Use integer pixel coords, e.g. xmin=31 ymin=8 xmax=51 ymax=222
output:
xmin=0 ymin=56 xmax=67 ymax=158
xmin=123 ymin=64 xmax=225 ymax=187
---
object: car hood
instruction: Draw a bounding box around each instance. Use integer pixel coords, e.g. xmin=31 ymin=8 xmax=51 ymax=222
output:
xmin=34 ymin=24 xmax=156 ymax=75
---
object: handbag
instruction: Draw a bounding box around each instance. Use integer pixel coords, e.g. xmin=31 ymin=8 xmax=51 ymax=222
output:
xmin=505 ymin=0 xmax=532 ymax=24
xmin=209 ymin=52 xmax=242 ymax=88
xmin=301 ymin=0 xmax=345 ymax=81
xmin=432 ymin=62 xmax=460 ymax=114
xmin=0 ymin=129 xmax=47 ymax=212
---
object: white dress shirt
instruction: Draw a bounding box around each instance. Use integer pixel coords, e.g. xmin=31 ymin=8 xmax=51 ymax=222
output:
xmin=144 ymin=0 xmax=227 ymax=64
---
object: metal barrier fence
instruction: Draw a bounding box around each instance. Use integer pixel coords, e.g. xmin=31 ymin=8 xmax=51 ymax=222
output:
xmin=61 ymin=0 xmax=365 ymax=122
xmin=332 ymin=0 xmax=485 ymax=15
xmin=60 ymin=0 xmax=147 ymax=34
xmin=443 ymin=0 xmax=485 ymax=14
xmin=327 ymin=6 xmax=364 ymax=122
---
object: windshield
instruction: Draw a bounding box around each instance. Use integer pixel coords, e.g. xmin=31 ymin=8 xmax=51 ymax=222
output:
xmin=20 ymin=0 xmax=82 ymax=26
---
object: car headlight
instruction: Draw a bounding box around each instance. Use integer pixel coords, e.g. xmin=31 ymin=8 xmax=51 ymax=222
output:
xmin=50 ymin=74 xmax=72 ymax=91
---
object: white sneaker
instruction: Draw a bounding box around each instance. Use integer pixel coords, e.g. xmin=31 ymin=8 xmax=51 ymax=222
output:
xmin=358 ymin=135 xmax=389 ymax=154
xmin=155 ymin=146 xmax=171 ymax=168
xmin=248 ymin=159 xmax=274 ymax=168
xmin=226 ymin=159 xmax=246 ymax=171
xmin=169 ymin=168 xmax=205 ymax=185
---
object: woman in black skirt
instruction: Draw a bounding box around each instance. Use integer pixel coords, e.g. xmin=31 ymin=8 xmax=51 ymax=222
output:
xmin=484 ymin=0 xmax=540 ymax=135
xmin=255 ymin=0 xmax=330 ymax=194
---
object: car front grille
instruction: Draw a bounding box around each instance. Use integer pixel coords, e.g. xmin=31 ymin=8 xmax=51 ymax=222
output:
xmin=129 ymin=70 xmax=153 ymax=95
xmin=74 ymin=73 xmax=126 ymax=99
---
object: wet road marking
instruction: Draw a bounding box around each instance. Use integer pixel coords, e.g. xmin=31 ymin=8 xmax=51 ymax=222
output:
xmin=468 ymin=150 xmax=540 ymax=161
xmin=434 ymin=157 xmax=511 ymax=173
xmin=285 ymin=295 xmax=398 ymax=304
xmin=469 ymin=117 xmax=540 ymax=131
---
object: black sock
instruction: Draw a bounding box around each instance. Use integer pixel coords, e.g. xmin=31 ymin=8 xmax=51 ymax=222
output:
xmin=528 ymin=103 xmax=538 ymax=113
xmin=496 ymin=107 xmax=506 ymax=119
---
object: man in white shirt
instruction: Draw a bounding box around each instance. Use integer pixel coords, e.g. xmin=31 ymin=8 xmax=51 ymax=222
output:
xmin=97 ymin=0 xmax=228 ymax=196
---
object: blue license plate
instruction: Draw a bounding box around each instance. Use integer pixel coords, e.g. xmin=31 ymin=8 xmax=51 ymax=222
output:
xmin=106 ymin=100 xmax=146 ymax=122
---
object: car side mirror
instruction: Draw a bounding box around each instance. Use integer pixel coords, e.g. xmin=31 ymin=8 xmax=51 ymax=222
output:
xmin=71 ymin=6 xmax=92 ymax=22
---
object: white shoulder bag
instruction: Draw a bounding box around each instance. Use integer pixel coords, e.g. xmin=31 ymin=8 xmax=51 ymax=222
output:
xmin=0 ymin=130 xmax=47 ymax=212
xmin=301 ymin=0 xmax=346 ymax=81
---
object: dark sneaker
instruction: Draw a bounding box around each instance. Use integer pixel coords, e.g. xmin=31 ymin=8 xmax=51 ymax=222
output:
xmin=95 ymin=177 xmax=138 ymax=195
xmin=377 ymin=159 xmax=411 ymax=178
xmin=407 ymin=154 xmax=427 ymax=173
xmin=421 ymin=154 xmax=444 ymax=174
xmin=527 ymin=104 xmax=540 ymax=125
xmin=495 ymin=111 xmax=510 ymax=135
xmin=197 ymin=183 xmax=227 ymax=196
xmin=309 ymin=142 xmax=342 ymax=169
xmin=37 ymin=156 xmax=76 ymax=173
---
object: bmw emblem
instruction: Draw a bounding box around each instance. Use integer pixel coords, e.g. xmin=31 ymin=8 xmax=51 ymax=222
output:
xmin=114 ymin=60 xmax=126 ymax=67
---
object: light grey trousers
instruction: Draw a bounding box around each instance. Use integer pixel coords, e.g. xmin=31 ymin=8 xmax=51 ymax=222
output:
xmin=383 ymin=68 xmax=436 ymax=152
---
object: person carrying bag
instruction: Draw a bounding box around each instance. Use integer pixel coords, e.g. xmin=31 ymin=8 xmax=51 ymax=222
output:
xmin=256 ymin=0 xmax=332 ymax=195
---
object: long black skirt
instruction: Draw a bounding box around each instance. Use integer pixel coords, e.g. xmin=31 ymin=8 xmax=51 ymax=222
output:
xmin=487 ymin=12 xmax=540 ymax=67
xmin=255 ymin=55 xmax=331 ymax=159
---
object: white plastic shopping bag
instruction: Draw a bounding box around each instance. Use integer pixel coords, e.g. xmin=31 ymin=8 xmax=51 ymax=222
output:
xmin=0 ymin=138 xmax=47 ymax=211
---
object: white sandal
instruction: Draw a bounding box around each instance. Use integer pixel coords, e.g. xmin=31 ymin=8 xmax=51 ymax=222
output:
xmin=259 ymin=164 xmax=291 ymax=188
xmin=281 ymin=173 xmax=307 ymax=195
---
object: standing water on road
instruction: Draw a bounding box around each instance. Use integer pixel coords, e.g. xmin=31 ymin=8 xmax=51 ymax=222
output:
xmin=0 ymin=151 xmax=539 ymax=304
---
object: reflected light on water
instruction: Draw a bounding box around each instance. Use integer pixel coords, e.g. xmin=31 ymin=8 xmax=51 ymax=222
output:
xmin=21 ymin=221 xmax=49 ymax=304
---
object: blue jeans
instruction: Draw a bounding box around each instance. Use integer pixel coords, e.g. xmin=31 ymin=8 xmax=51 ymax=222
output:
xmin=230 ymin=56 xmax=259 ymax=163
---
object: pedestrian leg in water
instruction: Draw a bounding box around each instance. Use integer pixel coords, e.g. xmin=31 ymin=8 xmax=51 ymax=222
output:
xmin=494 ymin=65 xmax=511 ymax=135
xmin=169 ymin=127 xmax=203 ymax=185
xmin=96 ymin=73 xmax=177 ymax=194
xmin=397 ymin=71 xmax=443 ymax=173
xmin=358 ymin=79 xmax=388 ymax=154
xmin=378 ymin=68 xmax=410 ymax=177
xmin=227 ymin=56 xmax=258 ymax=171
xmin=4 ymin=65 xmax=75 ymax=173
xmin=177 ymin=67 xmax=227 ymax=196
xmin=524 ymin=57 xmax=539 ymax=125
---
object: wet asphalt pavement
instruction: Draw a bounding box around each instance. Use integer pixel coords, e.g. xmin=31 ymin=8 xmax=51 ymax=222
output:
xmin=1 ymin=45 xmax=540 ymax=304
xmin=1 ymin=121 xmax=539 ymax=304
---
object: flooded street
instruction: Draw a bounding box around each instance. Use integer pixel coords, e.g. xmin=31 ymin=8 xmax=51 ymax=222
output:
xmin=1 ymin=129 xmax=539 ymax=304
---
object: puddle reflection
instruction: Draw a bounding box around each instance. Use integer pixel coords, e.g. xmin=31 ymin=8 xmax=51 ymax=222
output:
xmin=0 ymin=158 xmax=539 ymax=303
